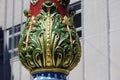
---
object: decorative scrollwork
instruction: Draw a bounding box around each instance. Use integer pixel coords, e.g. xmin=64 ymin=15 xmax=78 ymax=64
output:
xmin=18 ymin=1 xmax=81 ymax=75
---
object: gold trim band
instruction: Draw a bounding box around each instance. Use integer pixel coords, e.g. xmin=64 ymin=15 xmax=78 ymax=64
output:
xmin=30 ymin=68 xmax=70 ymax=75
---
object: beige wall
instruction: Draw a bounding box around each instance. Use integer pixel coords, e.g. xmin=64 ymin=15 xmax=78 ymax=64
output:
xmin=0 ymin=0 xmax=5 ymax=28
xmin=70 ymin=0 xmax=79 ymax=4
xmin=0 ymin=0 xmax=29 ymax=29
xmin=70 ymin=0 xmax=109 ymax=80
xmin=109 ymin=0 xmax=120 ymax=80
xmin=10 ymin=57 xmax=30 ymax=80
xmin=70 ymin=0 xmax=120 ymax=80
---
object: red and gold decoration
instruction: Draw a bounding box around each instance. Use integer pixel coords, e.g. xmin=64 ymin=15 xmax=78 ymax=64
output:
xmin=18 ymin=0 xmax=81 ymax=80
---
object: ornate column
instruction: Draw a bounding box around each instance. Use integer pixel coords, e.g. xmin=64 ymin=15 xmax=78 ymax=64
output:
xmin=18 ymin=0 xmax=81 ymax=80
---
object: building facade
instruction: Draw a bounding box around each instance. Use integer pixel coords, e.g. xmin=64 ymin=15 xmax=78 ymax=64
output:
xmin=0 ymin=0 xmax=120 ymax=80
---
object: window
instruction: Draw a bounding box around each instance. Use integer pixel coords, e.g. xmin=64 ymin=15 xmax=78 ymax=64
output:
xmin=9 ymin=38 xmax=12 ymax=50
xmin=14 ymin=35 xmax=20 ymax=48
xmin=7 ymin=22 xmax=25 ymax=58
xmin=14 ymin=25 xmax=21 ymax=33
xmin=77 ymin=30 xmax=82 ymax=37
xmin=9 ymin=29 xmax=13 ymax=35
xmin=74 ymin=13 xmax=81 ymax=28
xmin=69 ymin=1 xmax=82 ymax=37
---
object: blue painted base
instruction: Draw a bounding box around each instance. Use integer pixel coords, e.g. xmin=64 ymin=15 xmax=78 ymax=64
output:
xmin=32 ymin=72 xmax=67 ymax=80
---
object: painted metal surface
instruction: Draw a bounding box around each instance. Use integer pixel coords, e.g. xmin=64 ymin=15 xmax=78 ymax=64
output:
xmin=18 ymin=0 xmax=81 ymax=80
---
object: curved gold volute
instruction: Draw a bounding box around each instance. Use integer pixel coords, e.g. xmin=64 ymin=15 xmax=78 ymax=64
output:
xmin=18 ymin=1 xmax=81 ymax=75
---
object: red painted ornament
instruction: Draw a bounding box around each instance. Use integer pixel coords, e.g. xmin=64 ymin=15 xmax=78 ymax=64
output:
xmin=30 ymin=0 xmax=68 ymax=17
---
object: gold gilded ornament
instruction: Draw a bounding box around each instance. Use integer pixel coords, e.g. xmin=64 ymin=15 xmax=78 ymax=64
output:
xmin=18 ymin=1 xmax=81 ymax=75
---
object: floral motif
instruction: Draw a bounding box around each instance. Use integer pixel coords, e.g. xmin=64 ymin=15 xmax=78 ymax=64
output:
xmin=18 ymin=1 xmax=81 ymax=74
